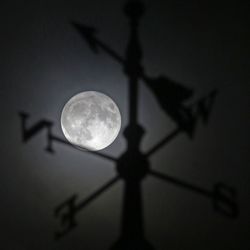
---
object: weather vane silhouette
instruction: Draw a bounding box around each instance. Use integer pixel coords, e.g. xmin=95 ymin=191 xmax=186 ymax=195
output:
xmin=19 ymin=1 xmax=238 ymax=249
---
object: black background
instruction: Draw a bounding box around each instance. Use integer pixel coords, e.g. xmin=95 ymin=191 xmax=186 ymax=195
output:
xmin=1 ymin=0 xmax=249 ymax=249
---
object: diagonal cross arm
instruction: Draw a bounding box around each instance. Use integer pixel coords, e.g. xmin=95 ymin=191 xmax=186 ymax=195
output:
xmin=150 ymin=169 xmax=211 ymax=197
xmin=18 ymin=112 xmax=117 ymax=162
xmin=51 ymin=135 xmax=117 ymax=162
xmin=145 ymin=127 xmax=181 ymax=157
xmin=76 ymin=175 xmax=120 ymax=210
xmin=145 ymin=90 xmax=217 ymax=157
xmin=54 ymin=175 xmax=120 ymax=239
xmin=149 ymin=169 xmax=238 ymax=218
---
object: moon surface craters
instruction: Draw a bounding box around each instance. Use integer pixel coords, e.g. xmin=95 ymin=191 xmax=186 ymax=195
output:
xmin=61 ymin=91 xmax=121 ymax=151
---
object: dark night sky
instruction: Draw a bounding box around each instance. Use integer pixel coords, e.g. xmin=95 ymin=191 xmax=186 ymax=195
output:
xmin=0 ymin=1 xmax=249 ymax=249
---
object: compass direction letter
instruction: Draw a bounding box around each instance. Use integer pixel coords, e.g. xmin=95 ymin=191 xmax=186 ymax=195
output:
xmin=19 ymin=112 xmax=55 ymax=153
xmin=54 ymin=194 xmax=79 ymax=239
xmin=184 ymin=89 xmax=218 ymax=136
xmin=190 ymin=90 xmax=217 ymax=125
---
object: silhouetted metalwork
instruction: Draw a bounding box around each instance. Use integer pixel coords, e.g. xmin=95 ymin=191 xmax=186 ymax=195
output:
xmin=54 ymin=176 xmax=120 ymax=239
xmin=19 ymin=1 xmax=238 ymax=249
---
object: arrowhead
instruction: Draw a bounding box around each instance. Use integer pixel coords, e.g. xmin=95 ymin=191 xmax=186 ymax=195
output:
xmin=71 ymin=21 xmax=99 ymax=53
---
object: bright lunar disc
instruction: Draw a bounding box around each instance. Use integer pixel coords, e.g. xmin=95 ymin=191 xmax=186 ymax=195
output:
xmin=61 ymin=91 xmax=121 ymax=151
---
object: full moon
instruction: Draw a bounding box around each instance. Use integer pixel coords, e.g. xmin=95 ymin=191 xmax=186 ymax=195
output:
xmin=61 ymin=91 xmax=121 ymax=151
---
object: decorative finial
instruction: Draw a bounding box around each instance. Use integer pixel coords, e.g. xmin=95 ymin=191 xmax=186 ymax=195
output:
xmin=124 ymin=0 xmax=145 ymax=20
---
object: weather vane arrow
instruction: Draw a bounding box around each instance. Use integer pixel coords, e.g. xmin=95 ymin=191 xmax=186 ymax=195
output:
xmin=71 ymin=17 xmax=217 ymax=138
